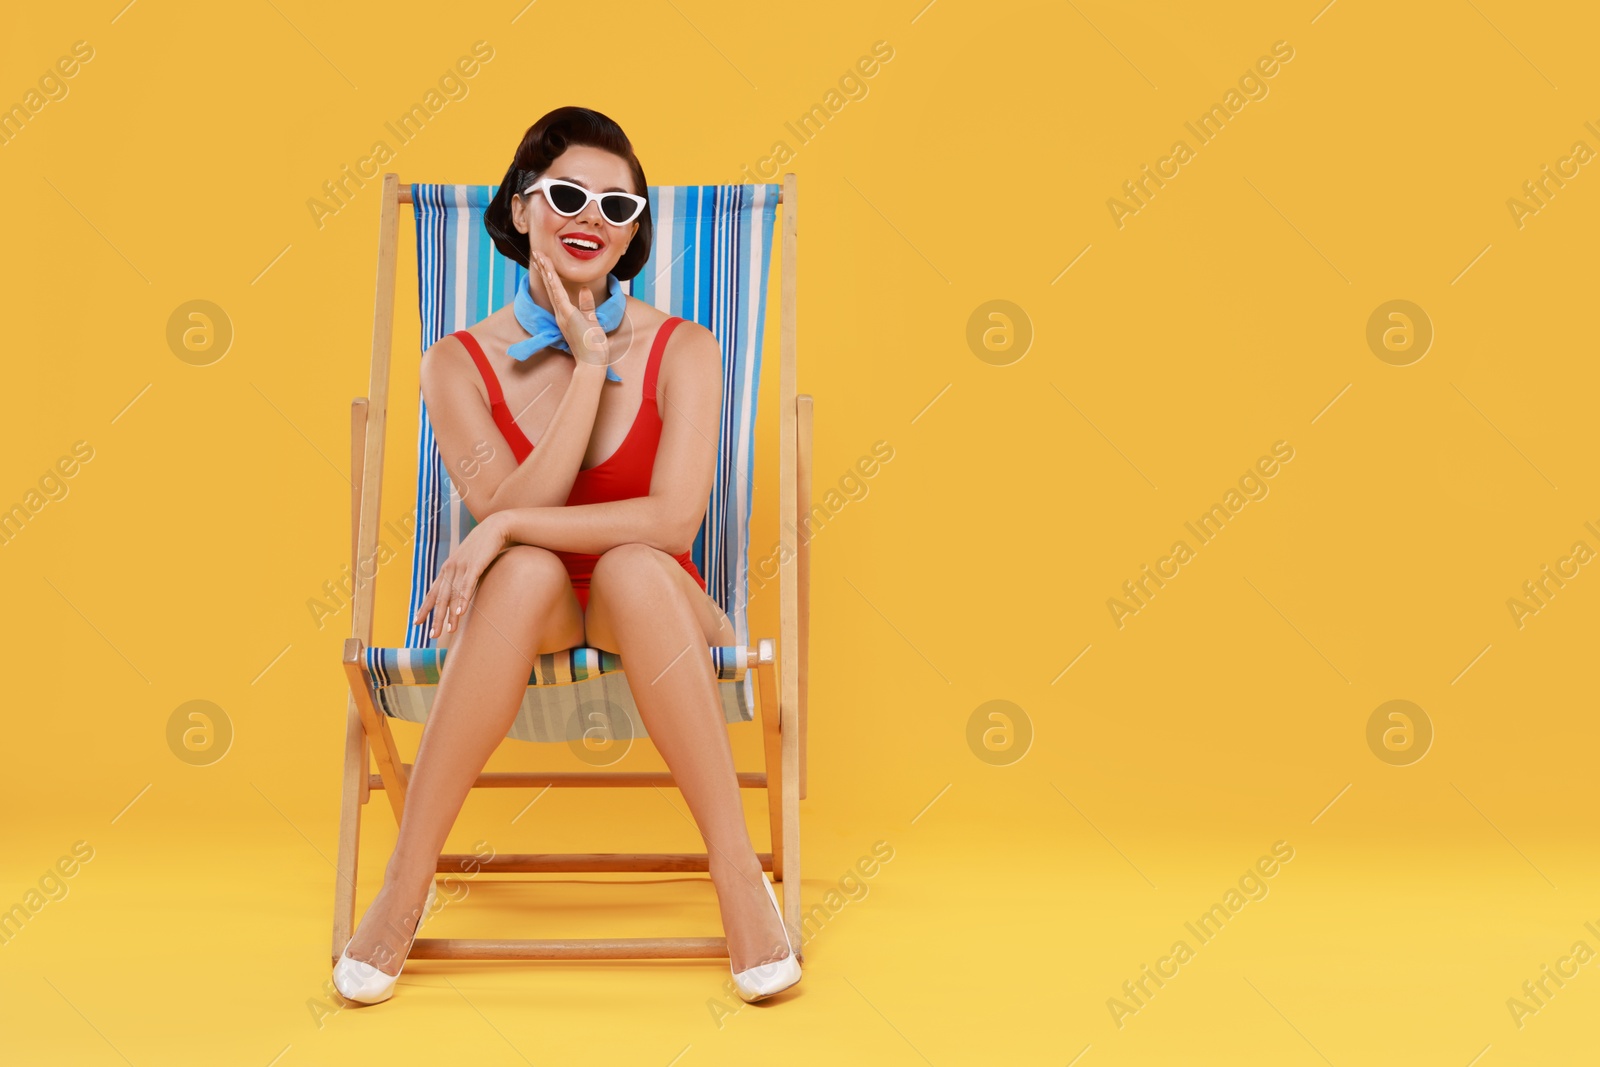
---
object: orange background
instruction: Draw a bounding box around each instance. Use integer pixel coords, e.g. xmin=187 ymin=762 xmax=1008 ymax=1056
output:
xmin=3 ymin=1 xmax=1598 ymax=1063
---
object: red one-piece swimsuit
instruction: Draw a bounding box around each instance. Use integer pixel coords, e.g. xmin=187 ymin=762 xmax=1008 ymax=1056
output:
xmin=451 ymin=316 xmax=707 ymax=612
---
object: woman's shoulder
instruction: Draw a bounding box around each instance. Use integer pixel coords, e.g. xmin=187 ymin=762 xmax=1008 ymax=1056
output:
xmin=423 ymin=308 xmax=517 ymax=373
xmin=420 ymin=325 xmax=494 ymax=408
xmin=421 ymin=329 xmax=472 ymax=383
xmin=653 ymin=310 xmax=715 ymax=356
xmin=656 ymin=314 xmax=719 ymax=399
xmin=625 ymin=300 xmax=715 ymax=359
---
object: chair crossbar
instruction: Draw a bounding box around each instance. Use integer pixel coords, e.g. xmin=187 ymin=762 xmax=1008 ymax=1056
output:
xmin=410 ymin=937 xmax=731 ymax=960
xmin=435 ymin=852 xmax=773 ymax=873
xmin=376 ymin=769 xmax=768 ymax=790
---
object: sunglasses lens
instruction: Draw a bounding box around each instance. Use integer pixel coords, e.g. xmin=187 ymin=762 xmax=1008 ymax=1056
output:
xmin=545 ymin=182 xmax=588 ymax=215
xmin=600 ymin=195 xmax=640 ymax=225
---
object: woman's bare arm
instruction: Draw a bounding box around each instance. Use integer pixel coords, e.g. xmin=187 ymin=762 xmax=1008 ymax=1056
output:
xmin=494 ymin=321 xmax=723 ymax=556
xmin=482 ymin=358 xmax=612 ymax=514
xmin=424 ymin=251 xmax=620 ymax=520
xmin=421 ymin=337 xmax=608 ymax=521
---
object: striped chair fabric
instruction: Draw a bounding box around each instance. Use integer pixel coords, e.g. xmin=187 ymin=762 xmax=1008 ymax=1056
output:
xmin=363 ymin=182 xmax=781 ymax=745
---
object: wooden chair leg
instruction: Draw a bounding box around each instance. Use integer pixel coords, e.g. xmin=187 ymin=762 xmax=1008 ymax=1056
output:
xmin=796 ymin=394 xmax=812 ymax=802
xmin=778 ymin=656 xmax=802 ymax=959
xmin=775 ymin=171 xmax=803 ymax=953
xmin=349 ymin=396 xmax=372 ymax=816
xmin=756 ymin=654 xmax=784 ymax=883
xmin=342 ymin=638 xmax=410 ymax=821
xmin=358 ymin=730 xmax=369 ymax=805
xmin=331 ymin=694 xmax=364 ymax=963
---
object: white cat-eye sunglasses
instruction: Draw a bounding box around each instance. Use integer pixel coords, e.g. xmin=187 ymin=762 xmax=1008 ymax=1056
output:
xmin=521 ymin=177 xmax=648 ymax=226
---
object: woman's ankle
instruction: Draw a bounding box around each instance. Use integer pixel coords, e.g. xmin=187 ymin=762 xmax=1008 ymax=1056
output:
xmin=382 ymin=851 xmax=438 ymax=896
xmin=707 ymin=845 xmax=763 ymax=884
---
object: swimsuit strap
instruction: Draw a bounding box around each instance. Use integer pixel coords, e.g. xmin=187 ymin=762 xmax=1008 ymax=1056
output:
xmin=452 ymin=329 xmax=505 ymax=407
xmin=643 ymin=317 xmax=686 ymax=407
xmin=451 ymin=329 xmax=532 ymax=459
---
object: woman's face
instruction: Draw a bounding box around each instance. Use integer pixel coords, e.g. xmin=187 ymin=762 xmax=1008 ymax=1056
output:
xmin=511 ymin=145 xmax=640 ymax=287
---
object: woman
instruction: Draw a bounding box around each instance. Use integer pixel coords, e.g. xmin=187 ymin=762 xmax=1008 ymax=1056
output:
xmin=332 ymin=106 xmax=799 ymax=1004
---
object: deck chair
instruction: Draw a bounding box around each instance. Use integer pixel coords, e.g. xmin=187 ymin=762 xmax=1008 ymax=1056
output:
xmin=332 ymin=172 xmax=811 ymax=966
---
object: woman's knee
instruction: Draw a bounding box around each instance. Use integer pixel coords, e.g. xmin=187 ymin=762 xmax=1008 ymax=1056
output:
xmin=592 ymin=542 xmax=674 ymax=584
xmin=481 ymin=544 xmax=571 ymax=598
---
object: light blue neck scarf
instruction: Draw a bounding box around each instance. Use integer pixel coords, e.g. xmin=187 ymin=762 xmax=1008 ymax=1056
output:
xmin=507 ymin=268 xmax=628 ymax=382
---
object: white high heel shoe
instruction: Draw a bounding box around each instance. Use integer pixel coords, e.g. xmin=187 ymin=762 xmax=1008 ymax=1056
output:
xmin=333 ymin=880 xmax=438 ymax=1005
xmin=731 ymin=874 xmax=801 ymax=1002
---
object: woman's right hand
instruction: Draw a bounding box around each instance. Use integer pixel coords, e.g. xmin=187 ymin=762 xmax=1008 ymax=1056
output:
xmin=413 ymin=511 xmax=512 ymax=637
xmin=529 ymin=250 xmax=613 ymax=371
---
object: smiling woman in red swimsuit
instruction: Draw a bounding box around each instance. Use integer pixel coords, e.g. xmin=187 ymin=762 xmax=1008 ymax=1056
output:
xmin=450 ymin=312 xmax=703 ymax=613
xmin=330 ymin=107 xmax=799 ymax=1005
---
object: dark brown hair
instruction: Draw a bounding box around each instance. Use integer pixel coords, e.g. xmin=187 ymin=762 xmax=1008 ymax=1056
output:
xmin=483 ymin=106 xmax=652 ymax=281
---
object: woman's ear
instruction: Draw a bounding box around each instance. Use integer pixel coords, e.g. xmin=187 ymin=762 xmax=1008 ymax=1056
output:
xmin=510 ymin=193 xmax=528 ymax=235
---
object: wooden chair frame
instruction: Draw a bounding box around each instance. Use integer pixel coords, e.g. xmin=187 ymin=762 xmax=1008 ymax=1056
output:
xmin=331 ymin=172 xmax=811 ymax=966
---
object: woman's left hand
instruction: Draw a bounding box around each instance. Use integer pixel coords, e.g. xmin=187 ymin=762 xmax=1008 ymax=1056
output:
xmin=413 ymin=511 xmax=512 ymax=638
